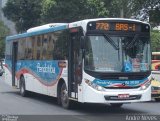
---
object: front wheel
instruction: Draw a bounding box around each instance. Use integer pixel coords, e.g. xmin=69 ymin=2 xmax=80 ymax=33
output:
xmin=20 ymin=76 xmax=28 ymax=97
xmin=60 ymin=83 xmax=72 ymax=109
xmin=110 ymin=103 xmax=123 ymax=108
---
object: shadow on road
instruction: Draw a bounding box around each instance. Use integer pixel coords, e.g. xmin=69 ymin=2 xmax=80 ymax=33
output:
xmin=2 ymin=90 xmax=149 ymax=115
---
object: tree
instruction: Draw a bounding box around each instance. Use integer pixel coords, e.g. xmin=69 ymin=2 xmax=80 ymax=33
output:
xmin=3 ymin=0 xmax=160 ymax=34
xmin=149 ymin=7 xmax=160 ymax=26
xmin=3 ymin=0 xmax=42 ymax=33
xmin=0 ymin=21 xmax=10 ymax=58
xmin=102 ymin=0 xmax=160 ymax=24
xmin=103 ymin=0 xmax=133 ymax=18
xmin=151 ymin=30 xmax=160 ymax=52
xmin=41 ymin=0 xmax=108 ymax=23
xmin=130 ymin=0 xmax=160 ymax=24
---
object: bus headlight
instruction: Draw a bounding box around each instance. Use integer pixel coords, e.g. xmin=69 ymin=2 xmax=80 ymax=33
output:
xmin=140 ymin=79 xmax=151 ymax=90
xmin=85 ymin=79 xmax=106 ymax=91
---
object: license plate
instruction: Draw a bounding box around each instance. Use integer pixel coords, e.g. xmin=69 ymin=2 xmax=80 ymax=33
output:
xmin=118 ymin=94 xmax=129 ymax=99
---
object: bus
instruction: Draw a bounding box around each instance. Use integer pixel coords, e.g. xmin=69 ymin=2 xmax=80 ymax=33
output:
xmin=4 ymin=18 xmax=151 ymax=108
xmin=151 ymin=52 xmax=160 ymax=101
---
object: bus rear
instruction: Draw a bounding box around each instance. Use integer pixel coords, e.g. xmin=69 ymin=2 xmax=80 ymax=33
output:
xmin=79 ymin=19 xmax=151 ymax=106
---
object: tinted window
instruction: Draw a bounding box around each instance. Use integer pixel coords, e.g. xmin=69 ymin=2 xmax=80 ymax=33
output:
xmin=17 ymin=30 xmax=69 ymax=60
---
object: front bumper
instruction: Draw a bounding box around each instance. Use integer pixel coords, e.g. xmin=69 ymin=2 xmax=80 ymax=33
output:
xmin=82 ymin=84 xmax=151 ymax=104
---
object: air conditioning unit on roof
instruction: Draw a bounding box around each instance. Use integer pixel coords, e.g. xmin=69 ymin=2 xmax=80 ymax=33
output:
xmin=27 ymin=23 xmax=68 ymax=33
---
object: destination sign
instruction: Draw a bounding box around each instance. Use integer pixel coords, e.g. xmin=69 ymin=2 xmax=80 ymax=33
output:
xmin=87 ymin=21 xmax=150 ymax=32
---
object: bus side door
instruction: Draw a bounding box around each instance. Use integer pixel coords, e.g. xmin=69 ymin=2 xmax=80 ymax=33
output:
xmin=68 ymin=28 xmax=83 ymax=99
xmin=12 ymin=42 xmax=18 ymax=86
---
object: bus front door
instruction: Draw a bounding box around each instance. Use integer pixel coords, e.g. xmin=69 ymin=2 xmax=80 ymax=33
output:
xmin=12 ymin=42 xmax=18 ymax=86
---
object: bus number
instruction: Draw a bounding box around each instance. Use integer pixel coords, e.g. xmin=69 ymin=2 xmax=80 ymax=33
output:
xmin=96 ymin=23 xmax=110 ymax=30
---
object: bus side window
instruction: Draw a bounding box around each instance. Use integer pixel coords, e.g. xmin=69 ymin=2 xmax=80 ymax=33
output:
xmin=47 ymin=34 xmax=54 ymax=60
xmin=157 ymin=55 xmax=160 ymax=60
xmin=17 ymin=38 xmax=26 ymax=60
xmin=36 ymin=36 xmax=42 ymax=60
xmin=25 ymin=37 xmax=33 ymax=60
xmin=32 ymin=36 xmax=37 ymax=60
xmin=52 ymin=30 xmax=69 ymax=60
xmin=152 ymin=55 xmax=157 ymax=60
xmin=152 ymin=55 xmax=160 ymax=60
xmin=42 ymin=36 xmax=48 ymax=60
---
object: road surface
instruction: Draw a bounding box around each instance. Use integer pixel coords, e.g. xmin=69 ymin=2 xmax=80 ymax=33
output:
xmin=0 ymin=75 xmax=160 ymax=121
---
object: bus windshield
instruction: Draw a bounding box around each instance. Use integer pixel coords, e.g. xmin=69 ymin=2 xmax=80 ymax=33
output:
xmin=84 ymin=34 xmax=151 ymax=73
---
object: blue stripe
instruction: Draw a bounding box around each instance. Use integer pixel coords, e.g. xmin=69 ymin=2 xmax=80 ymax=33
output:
xmin=6 ymin=25 xmax=68 ymax=41
xmin=93 ymin=78 xmax=148 ymax=87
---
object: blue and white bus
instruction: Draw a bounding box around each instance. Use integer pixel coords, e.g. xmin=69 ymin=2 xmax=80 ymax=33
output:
xmin=5 ymin=18 xmax=151 ymax=108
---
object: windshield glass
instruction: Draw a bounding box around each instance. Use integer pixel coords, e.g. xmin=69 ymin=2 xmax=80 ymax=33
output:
xmin=84 ymin=35 xmax=151 ymax=73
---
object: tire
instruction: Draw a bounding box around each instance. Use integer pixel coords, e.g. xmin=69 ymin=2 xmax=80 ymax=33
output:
xmin=110 ymin=103 xmax=123 ymax=108
xmin=20 ymin=76 xmax=28 ymax=97
xmin=155 ymin=98 xmax=160 ymax=102
xmin=60 ymin=83 xmax=72 ymax=109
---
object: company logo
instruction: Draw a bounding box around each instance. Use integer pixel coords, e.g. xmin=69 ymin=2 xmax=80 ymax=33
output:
xmin=37 ymin=63 xmax=55 ymax=74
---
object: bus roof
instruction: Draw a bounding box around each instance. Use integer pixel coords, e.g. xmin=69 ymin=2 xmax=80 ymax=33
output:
xmin=6 ymin=18 xmax=149 ymax=41
xmin=27 ymin=23 xmax=67 ymax=33
xmin=68 ymin=18 xmax=150 ymax=28
xmin=6 ymin=24 xmax=68 ymax=41
xmin=152 ymin=52 xmax=160 ymax=55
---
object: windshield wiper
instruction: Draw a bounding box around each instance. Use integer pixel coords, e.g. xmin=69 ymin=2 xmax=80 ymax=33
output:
xmin=126 ymin=34 xmax=139 ymax=49
xmin=103 ymin=34 xmax=119 ymax=50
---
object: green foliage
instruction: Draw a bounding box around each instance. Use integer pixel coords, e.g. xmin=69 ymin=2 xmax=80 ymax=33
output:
xmin=0 ymin=21 xmax=10 ymax=58
xmin=41 ymin=0 xmax=108 ymax=23
xmin=104 ymin=0 xmax=159 ymax=18
xmin=129 ymin=0 xmax=159 ymax=13
xmin=151 ymin=30 xmax=160 ymax=52
xmin=87 ymin=0 xmax=108 ymax=17
xmin=3 ymin=0 xmax=42 ymax=33
xmin=130 ymin=0 xmax=160 ymax=23
xmin=2 ymin=0 xmax=160 ymax=31
xmin=2 ymin=0 xmax=160 ymax=56
xmin=149 ymin=8 xmax=160 ymax=26
xmin=103 ymin=0 xmax=133 ymax=18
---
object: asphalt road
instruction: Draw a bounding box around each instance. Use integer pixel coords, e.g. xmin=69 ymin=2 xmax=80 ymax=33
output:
xmin=0 ymin=75 xmax=160 ymax=121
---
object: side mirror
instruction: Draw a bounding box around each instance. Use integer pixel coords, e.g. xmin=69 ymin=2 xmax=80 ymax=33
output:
xmin=80 ymin=36 xmax=85 ymax=49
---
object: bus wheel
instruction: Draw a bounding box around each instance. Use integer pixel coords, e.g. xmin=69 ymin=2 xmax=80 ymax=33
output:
xmin=20 ymin=76 xmax=27 ymax=97
xmin=110 ymin=103 xmax=123 ymax=108
xmin=60 ymin=83 xmax=71 ymax=109
xmin=155 ymin=98 xmax=160 ymax=102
